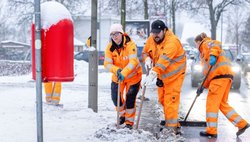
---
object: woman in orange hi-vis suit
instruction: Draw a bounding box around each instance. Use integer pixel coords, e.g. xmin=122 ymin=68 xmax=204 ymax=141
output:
xmin=195 ymin=33 xmax=249 ymax=138
xmin=143 ymin=20 xmax=186 ymax=134
xmin=104 ymin=23 xmax=142 ymax=129
xmin=44 ymin=82 xmax=62 ymax=105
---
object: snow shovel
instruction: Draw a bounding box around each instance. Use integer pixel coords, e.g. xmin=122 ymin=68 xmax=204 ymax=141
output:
xmin=135 ymin=67 xmax=150 ymax=129
xmin=179 ymin=66 xmax=213 ymax=127
xmin=116 ymin=80 xmax=121 ymax=129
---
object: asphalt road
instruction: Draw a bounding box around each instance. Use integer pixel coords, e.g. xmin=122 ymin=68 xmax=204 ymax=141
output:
xmin=138 ymin=73 xmax=250 ymax=141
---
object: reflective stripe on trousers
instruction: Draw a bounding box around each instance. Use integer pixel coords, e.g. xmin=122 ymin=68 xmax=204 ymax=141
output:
xmin=44 ymin=82 xmax=61 ymax=103
xmin=161 ymin=74 xmax=185 ymax=127
xmin=206 ymin=78 xmax=248 ymax=134
xmin=125 ymin=108 xmax=136 ymax=125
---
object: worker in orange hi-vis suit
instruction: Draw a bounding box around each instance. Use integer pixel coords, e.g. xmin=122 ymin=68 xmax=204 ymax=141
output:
xmin=104 ymin=23 xmax=142 ymax=129
xmin=86 ymin=36 xmax=91 ymax=48
xmin=194 ymin=32 xmax=249 ymax=138
xmin=44 ymin=82 xmax=62 ymax=105
xmin=143 ymin=20 xmax=186 ymax=134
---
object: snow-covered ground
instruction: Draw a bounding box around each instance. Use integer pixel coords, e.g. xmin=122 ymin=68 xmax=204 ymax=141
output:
xmin=0 ymin=60 xmax=187 ymax=142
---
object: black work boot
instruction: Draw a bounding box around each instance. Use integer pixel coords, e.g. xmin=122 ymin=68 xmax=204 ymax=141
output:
xmin=175 ymin=127 xmax=182 ymax=135
xmin=159 ymin=120 xmax=165 ymax=132
xmin=119 ymin=117 xmax=125 ymax=125
xmin=159 ymin=121 xmax=181 ymax=135
xmin=125 ymin=124 xmax=133 ymax=130
xmin=200 ymin=131 xmax=217 ymax=138
xmin=236 ymin=123 xmax=250 ymax=137
xmin=160 ymin=120 xmax=166 ymax=126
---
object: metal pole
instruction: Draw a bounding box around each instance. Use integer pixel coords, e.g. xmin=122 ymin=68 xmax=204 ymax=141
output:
xmin=221 ymin=11 xmax=223 ymax=43
xmin=88 ymin=0 xmax=98 ymax=112
xmin=34 ymin=0 xmax=43 ymax=141
xmin=121 ymin=0 xmax=126 ymax=30
xmin=98 ymin=0 xmax=101 ymax=51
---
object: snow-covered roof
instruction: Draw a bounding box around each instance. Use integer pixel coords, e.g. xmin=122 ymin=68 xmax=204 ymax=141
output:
xmin=1 ymin=40 xmax=30 ymax=47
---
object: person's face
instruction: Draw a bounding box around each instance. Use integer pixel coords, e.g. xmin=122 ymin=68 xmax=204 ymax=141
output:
xmin=152 ymin=29 xmax=165 ymax=43
xmin=110 ymin=32 xmax=123 ymax=45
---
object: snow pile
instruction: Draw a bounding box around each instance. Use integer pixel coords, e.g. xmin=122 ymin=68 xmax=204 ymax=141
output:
xmin=0 ymin=58 xmax=187 ymax=142
xmin=73 ymin=60 xmax=112 ymax=86
xmin=90 ymin=124 xmax=186 ymax=142
xmin=90 ymin=124 xmax=157 ymax=142
xmin=41 ymin=1 xmax=73 ymax=30
xmin=157 ymin=129 xmax=185 ymax=142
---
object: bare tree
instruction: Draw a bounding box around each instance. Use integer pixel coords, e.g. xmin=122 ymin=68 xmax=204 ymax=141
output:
xmin=3 ymin=0 xmax=88 ymax=42
xmin=241 ymin=15 xmax=250 ymax=47
xmin=224 ymin=4 xmax=245 ymax=47
xmin=188 ymin=0 xmax=245 ymax=40
xmin=146 ymin=0 xmax=189 ymax=34
xmin=105 ymin=0 xmax=120 ymax=16
xmin=126 ymin=0 xmax=144 ymax=20
xmin=168 ymin=0 xmax=189 ymax=34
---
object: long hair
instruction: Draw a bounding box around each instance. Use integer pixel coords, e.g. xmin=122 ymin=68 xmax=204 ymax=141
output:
xmin=195 ymin=32 xmax=207 ymax=42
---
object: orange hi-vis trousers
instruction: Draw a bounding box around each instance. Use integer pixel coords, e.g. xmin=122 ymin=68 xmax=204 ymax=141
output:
xmin=112 ymin=81 xmax=140 ymax=126
xmin=206 ymin=78 xmax=248 ymax=134
xmin=44 ymin=82 xmax=62 ymax=104
xmin=158 ymin=74 xmax=185 ymax=128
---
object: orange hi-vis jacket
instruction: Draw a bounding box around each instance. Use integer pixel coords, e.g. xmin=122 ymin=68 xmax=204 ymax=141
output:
xmin=142 ymin=30 xmax=186 ymax=84
xmin=104 ymin=34 xmax=142 ymax=84
xmin=198 ymin=37 xmax=234 ymax=88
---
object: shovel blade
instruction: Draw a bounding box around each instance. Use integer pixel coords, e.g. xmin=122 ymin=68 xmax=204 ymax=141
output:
xmin=179 ymin=121 xmax=207 ymax=127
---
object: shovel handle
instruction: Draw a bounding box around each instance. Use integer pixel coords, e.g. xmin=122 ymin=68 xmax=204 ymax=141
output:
xmin=199 ymin=66 xmax=213 ymax=90
xmin=135 ymin=66 xmax=150 ymax=129
xmin=184 ymin=66 xmax=213 ymax=122
xmin=117 ymin=80 xmax=121 ymax=129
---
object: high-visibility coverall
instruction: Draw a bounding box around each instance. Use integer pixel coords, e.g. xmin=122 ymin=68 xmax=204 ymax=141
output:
xmin=199 ymin=37 xmax=248 ymax=135
xmin=44 ymin=82 xmax=61 ymax=104
xmin=104 ymin=34 xmax=142 ymax=126
xmin=86 ymin=36 xmax=91 ymax=47
xmin=142 ymin=30 xmax=186 ymax=128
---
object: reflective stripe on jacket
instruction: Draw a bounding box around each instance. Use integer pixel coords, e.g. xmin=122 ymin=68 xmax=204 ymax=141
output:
xmin=142 ymin=30 xmax=186 ymax=84
xmin=198 ymin=38 xmax=234 ymax=88
xmin=104 ymin=34 xmax=142 ymax=84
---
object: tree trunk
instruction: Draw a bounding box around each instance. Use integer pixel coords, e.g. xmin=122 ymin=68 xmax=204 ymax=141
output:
xmin=208 ymin=1 xmax=216 ymax=40
xmin=211 ymin=22 xmax=217 ymax=40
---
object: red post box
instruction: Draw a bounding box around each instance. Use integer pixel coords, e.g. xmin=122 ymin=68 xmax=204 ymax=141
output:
xmin=32 ymin=1 xmax=74 ymax=82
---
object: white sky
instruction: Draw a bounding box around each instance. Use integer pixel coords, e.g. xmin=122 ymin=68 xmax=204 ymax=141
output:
xmin=181 ymin=22 xmax=210 ymax=43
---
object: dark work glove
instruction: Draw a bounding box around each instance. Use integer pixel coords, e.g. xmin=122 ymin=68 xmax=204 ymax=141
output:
xmin=196 ymin=86 xmax=204 ymax=96
xmin=116 ymin=69 xmax=124 ymax=81
xmin=156 ymin=78 xmax=164 ymax=87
